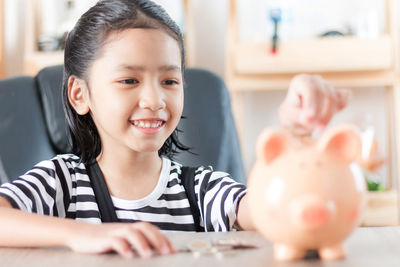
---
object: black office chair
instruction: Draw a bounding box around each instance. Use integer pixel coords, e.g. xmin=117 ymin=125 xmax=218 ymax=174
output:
xmin=0 ymin=66 xmax=245 ymax=184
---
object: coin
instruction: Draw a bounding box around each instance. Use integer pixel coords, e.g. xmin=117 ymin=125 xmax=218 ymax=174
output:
xmin=187 ymin=239 xmax=212 ymax=253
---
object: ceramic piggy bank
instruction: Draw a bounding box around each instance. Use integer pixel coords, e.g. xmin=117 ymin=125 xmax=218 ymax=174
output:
xmin=247 ymin=125 xmax=366 ymax=261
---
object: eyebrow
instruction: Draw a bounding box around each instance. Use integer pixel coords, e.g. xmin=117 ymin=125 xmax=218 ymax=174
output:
xmin=116 ymin=64 xmax=181 ymax=72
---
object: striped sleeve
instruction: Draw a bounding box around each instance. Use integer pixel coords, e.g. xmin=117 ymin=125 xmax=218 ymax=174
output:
xmin=195 ymin=166 xmax=247 ymax=232
xmin=0 ymin=156 xmax=74 ymax=217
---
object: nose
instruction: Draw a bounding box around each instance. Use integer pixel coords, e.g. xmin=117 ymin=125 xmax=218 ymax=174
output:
xmin=290 ymin=197 xmax=336 ymax=229
xmin=301 ymin=205 xmax=330 ymax=227
xmin=138 ymin=83 xmax=166 ymax=111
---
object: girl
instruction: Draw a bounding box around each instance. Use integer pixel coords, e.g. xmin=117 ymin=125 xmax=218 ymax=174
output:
xmin=0 ymin=0 xmax=348 ymax=259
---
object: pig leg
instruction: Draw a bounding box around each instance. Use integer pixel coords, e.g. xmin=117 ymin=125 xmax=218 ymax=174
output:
xmin=318 ymin=243 xmax=346 ymax=260
xmin=274 ymin=243 xmax=306 ymax=261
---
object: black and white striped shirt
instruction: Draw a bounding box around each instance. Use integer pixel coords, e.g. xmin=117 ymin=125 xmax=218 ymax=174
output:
xmin=0 ymin=154 xmax=247 ymax=232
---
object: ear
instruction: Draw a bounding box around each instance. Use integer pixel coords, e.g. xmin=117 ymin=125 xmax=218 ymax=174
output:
xmin=68 ymin=76 xmax=90 ymax=115
xmin=256 ymin=129 xmax=291 ymax=165
xmin=317 ymin=125 xmax=361 ymax=162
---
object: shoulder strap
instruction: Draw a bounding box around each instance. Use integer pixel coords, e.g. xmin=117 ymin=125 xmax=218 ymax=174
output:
xmin=86 ymin=161 xmax=119 ymax=223
xmin=181 ymin=166 xmax=205 ymax=232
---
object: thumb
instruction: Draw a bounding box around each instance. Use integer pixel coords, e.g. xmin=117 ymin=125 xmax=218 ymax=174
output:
xmin=335 ymin=89 xmax=352 ymax=111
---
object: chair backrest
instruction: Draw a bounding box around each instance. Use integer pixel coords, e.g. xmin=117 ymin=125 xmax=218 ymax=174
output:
xmin=35 ymin=65 xmax=69 ymax=153
xmin=0 ymin=66 xmax=245 ymax=183
xmin=176 ymin=68 xmax=245 ymax=183
xmin=0 ymin=76 xmax=55 ymax=182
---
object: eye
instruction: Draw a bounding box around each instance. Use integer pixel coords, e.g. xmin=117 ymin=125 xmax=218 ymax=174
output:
xmin=119 ymin=79 xmax=138 ymax=84
xmin=162 ymin=79 xmax=179 ymax=86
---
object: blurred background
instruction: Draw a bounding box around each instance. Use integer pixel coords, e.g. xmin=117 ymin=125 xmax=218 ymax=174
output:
xmin=1 ymin=0 xmax=400 ymax=225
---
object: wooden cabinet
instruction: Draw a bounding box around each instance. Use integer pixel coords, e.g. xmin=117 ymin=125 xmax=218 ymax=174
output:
xmin=226 ymin=0 xmax=400 ymax=226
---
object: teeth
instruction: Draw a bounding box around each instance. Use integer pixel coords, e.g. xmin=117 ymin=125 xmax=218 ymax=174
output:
xmin=132 ymin=120 xmax=163 ymax=129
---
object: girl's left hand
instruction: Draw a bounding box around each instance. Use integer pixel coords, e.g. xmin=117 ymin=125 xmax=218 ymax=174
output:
xmin=278 ymin=74 xmax=350 ymax=136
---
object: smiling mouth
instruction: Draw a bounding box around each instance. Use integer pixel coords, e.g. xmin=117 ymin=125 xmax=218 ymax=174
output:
xmin=130 ymin=119 xmax=165 ymax=129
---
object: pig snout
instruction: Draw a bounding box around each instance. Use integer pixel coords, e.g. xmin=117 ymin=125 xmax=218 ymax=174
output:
xmin=301 ymin=205 xmax=330 ymax=227
xmin=290 ymin=197 xmax=336 ymax=229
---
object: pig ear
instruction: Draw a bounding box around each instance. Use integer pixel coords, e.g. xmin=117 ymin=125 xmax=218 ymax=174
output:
xmin=317 ymin=125 xmax=361 ymax=162
xmin=256 ymin=129 xmax=291 ymax=164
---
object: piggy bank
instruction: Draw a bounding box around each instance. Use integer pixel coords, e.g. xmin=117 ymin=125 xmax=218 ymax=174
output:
xmin=247 ymin=125 xmax=366 ymax=261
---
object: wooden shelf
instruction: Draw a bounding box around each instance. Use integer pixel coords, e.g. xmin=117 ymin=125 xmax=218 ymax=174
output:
xmin=234 ymin=36 xmax=393 ymax=75
xmin=227 ymin=70 xmax=400 ymax=92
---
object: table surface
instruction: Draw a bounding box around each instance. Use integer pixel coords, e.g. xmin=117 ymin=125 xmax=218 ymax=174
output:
xmin=1 ymin=227 xmax=400 ymax=267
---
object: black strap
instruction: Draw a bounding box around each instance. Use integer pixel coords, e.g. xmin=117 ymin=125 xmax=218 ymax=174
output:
xmin=86 ymin=161 xmax=119 ymax=223
xmin=181 ymin=166 xmax=205 ymax=232
xmin=86 ymin=161 xmax=204 ymax=230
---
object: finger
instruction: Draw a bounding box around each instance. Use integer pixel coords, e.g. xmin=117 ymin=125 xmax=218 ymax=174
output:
xmin=134 ymin=223 xmax=175 ymax=255
xmin=160 ymin=234 xmax=177 ymax=253
xmin=301 ymin=75 xmax=320 ymax=112
xmin=279 ymin=98 xmax=301 ymax=128
xmin=290 ymin=74 xmax=318 ymax=114
xmin=140 ymin=223 xmax=173 ymax=255
xmin=316 ymin=96 xmax=336 ymax=131
xmin=335 ymin=89 xmax=352 ymax=110
xmin=299 ymin=86 xmax=324 ymax=129
xmin=285 ymin=89 xmax=302 ymax=109
xmin=166 ymin=236 xmax=177 ymax=253
xmin=310 ymin=76 xmax=337 ymax=122
xmin=111 ymin=237 xmax=134 ymax=259
xmin=125 ymin=228 xmax=153 ymax=258
xmin=279 ymin=98 xmax=313 ymax=136
xmin=310 ymin=85 xmax=325 ymax=122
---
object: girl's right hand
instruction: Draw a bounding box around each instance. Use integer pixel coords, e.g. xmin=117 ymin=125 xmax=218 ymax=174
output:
xmin=66 ymin=221 xmax=176 ymax=258
xmin=279 ymin=74 xmax=350 ymax=136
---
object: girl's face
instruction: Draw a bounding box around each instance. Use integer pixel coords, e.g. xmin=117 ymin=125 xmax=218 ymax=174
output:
xmin=84 ymin=28 xmax=183 ymax=156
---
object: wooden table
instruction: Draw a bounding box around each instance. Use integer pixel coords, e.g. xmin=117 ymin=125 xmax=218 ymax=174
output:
xmin=1 ymin=227 xmax=400 ymax=267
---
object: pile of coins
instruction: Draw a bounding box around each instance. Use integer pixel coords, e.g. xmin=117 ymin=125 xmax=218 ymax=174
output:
xmin=185 ymin=238 xmax=257 ymax=259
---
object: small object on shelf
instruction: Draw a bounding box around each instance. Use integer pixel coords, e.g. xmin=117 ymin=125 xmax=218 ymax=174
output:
xmin=38 ymin=35 xmax=61 ymax=52
xmin=366 ymin=176 xmax=385 ymax=191
xmin=319 ymin=30 xmax=345 ymax=38
xmin=269 ymin=8 xmax=281 ymax=54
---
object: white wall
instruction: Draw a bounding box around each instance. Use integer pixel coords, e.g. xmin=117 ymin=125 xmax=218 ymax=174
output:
xmin=190 ymin=0 xmax=227 ymax=76
xmin=3 ymin=0 xmax=397 ymax=186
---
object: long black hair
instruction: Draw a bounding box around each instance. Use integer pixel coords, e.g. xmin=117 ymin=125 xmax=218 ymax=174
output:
xmin=62 ymin=0 xmax=189 ymax=163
